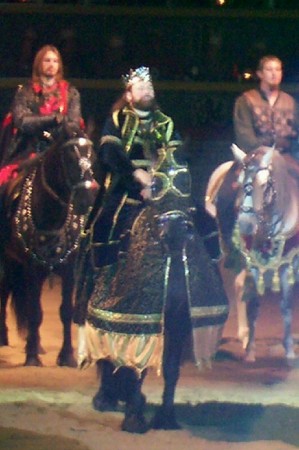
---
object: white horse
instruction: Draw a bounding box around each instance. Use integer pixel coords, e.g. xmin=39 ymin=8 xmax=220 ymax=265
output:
xmin=206 ymin=144 xmax=299 ymax=362
xmin=205 ymin=152 xmax=248 ymax=349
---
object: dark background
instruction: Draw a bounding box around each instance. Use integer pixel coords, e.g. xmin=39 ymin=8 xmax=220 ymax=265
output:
xmin=1 ymin=1 xmax=299 ymax=203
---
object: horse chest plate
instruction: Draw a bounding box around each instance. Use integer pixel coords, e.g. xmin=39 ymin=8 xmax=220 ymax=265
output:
xmin=14 ymin=170 xmax=85 ymax=268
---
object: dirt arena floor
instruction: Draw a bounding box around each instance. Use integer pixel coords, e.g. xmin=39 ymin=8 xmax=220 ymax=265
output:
xmin=1 ymin=275 xmax=299 ymax=450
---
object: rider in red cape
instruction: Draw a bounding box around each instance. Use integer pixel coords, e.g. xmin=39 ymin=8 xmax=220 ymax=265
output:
xmin=74 ymin=67 xmax=228 ymax=432
xmin=0 ymin=44 xmax=84 ymax=184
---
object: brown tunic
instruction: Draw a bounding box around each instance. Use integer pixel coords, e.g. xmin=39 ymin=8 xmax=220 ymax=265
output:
xmin=234 ymin=88 xmax=299 ymax=153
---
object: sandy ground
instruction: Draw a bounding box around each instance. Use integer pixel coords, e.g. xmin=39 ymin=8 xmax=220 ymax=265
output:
xmin=1 ymin=275 xmax=299 ymax=450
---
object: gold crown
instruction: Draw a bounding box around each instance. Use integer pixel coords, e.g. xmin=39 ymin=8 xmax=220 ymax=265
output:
xmin=122 ymin=66 xmax=152 ymax=87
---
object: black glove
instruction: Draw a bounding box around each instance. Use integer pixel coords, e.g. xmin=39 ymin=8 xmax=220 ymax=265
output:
xmin=20 ymin=114 xmax=58 ymax=135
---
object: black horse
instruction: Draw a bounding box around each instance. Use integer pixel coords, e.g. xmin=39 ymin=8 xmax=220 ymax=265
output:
xmin=77 ymin=143 xmax=228 ymax=433
xmin=0 ymin=131 xmax=98 ymax=367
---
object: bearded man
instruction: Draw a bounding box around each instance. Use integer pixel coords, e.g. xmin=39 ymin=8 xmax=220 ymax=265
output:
xmin=0 ymin=44 xmax=83 ymax=167
xmin=73 ymin=67 xmax=228 ymax=434
xmin=74 ymin=66 xmax=182 ymax=321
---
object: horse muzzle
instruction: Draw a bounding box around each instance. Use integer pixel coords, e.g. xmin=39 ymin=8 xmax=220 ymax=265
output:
xmin=238 ymin=211 xmax=258 ymax=236
xmin=71 ymin=179 xmax=100 ymax=215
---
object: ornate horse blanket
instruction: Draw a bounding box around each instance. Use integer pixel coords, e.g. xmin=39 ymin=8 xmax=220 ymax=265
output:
xmin=81 ymin=146 xmax=229 ymax=375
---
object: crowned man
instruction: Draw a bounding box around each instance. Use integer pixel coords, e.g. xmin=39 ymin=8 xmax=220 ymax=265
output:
xmin=74 ymin=67 xmax=228 ymax=433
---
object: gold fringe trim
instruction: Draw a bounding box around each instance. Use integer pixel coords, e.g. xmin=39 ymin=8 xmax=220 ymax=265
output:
xmin=232 ymin=224 xmax=299 ymax=294
xmin=84 ymin=322 xmax=164 ymax=376
xmin=272 ymin=270 xmax=281 ymax=293
xmin=88 ymin=304 xmax=163 ymax=324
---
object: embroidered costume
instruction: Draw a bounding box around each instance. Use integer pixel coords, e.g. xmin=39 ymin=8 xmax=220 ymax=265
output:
xmin=234 ymin=88 xmax=299 ymax=154
xmin=74 ymin=99 xmax=228 ymax=374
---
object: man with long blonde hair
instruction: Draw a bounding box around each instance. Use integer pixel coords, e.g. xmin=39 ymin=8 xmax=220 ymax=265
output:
xmin=0 ymin=44 xmax=83 ymax=167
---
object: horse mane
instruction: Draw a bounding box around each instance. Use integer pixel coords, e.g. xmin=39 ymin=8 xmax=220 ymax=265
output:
xmin=248 ymin=147 xmax=295 ymax=216
xmin=271 ymin=149 xmax=291 ymax=214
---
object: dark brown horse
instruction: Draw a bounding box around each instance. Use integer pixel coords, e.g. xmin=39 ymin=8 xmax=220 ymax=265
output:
xmin=0 ymin=131 xmax=98 ymax=366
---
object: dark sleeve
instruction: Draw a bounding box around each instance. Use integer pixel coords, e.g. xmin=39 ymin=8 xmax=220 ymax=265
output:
xmin=65 ymin=86 xmax=83 ymax=131
xmin=233 ymin=94 xmax=263 ymax=152
xmin=12 ymin=86 xmax=57 ymax=135
xmin=99 ymin=116 xmax=136 ymax=176
xmin=98 ymin=115 xmax=143 ymax=193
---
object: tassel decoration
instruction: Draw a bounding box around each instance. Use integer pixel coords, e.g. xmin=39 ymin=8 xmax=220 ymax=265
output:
xmin=257 ymin=271 xmax=265 ymax=296
xmin=287 ymin=264 xmax=295 ymax=286
xmin=272 ymin=270 xmax=280 ymax=292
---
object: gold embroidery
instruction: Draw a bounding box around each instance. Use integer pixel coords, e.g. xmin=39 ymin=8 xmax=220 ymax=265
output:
xmin=190 ymin=305 xmax=229 ymax=318
xmin=88 ymin=305 xmax=162 ymax=324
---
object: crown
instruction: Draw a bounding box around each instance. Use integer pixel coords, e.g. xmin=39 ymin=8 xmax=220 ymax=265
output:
xmin=122 ymin=66 xmax=152 ymax=87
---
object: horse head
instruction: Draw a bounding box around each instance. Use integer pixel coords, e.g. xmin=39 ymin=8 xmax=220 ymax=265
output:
xmin=42 ymin=131 xmax=99 ymax=216
xmin=234 ymin=145 xmax=297 ymax=246
xmin=156 ymin=210 xmax=195 ymax=256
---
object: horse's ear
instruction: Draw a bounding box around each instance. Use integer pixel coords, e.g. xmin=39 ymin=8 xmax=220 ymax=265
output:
xmin=231 ymin=143 xmax=246 ymax=162
xmin=261 ymin=146 xmax=274 ymax=167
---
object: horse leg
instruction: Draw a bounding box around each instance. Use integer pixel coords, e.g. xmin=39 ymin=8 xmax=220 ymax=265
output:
xmin=152 ymin=262 xmax=190 ymax=431
xmin=94 ymin=359 xmax=148 ymax=433
xmin=0 ymin=285 xmax=10 ymax=346
xmin=57 ymin=266 xmax=76 ymax=367
xmin=244 ymin=294 xmax=260 ymax=362
xmin=235 ymin=269 xmax=249 ymax=348
xmin=151 ymin=326 xmax=186 ymax=430
xmin=220 ymin=262 xmax=249 ymax=348
xmin=93 ymin=359 xmax=119 ymax=411
xmin=23 ymin=278 xmax=44 ymax=366
xmin=0 ymin=258 xmax=14 ymax=346
xmin=280 ymin=270 xmax=295 ymax=360
xmin=120 ymin=367 xmax=148 ymax=434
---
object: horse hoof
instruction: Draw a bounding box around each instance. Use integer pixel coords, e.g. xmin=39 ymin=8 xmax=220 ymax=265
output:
xmin=57 ymin=354 xmax=77 ymax=368
xmin=286 ymin=350 xmax=296 ymax=360
xmin=24 ymin=356 xmax=43 ymax=367
xmin=121 ymin=414 xmax=148 ymax=434
xmin=92 ymin=392 xmax=118 ymax=412
xmin=244 ymin=352 xmax=256 ymax=363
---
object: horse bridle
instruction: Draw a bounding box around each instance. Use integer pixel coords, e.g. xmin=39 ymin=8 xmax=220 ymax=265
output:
xmin=41 ymin=137 xmax=95 ymax=205
xmin=239 ymin=160 xmax=281 ymax=237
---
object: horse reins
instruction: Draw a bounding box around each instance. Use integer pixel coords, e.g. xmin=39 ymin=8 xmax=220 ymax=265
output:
xmin=41 ymin=137 xmax=95 ymax=205
xmin=239 ymin=163 xmax=282 ymax=237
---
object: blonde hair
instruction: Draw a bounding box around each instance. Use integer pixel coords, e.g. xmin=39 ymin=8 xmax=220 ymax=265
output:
xmin=257 ymin=55 xmax=282 ymax=71
xmin=32 ymin=45 xmax=64 ymax=82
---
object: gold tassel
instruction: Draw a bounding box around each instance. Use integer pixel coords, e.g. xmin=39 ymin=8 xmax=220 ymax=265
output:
xmin=257 ymin=271 xmax=265 ymax=296
xmin=272 ymin=270 xmax=280 ymax=292
xmin=287 ymin=264 xmax=295 ymax=286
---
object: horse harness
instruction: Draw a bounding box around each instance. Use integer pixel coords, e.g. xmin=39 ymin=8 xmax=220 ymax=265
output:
xmin=238 ymin=154 xmax=280 ymax=237
xmin=13 ymin=137 xmax=95 ymax=269
xmin=233 ymin=152 xmax=299 ymax=295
